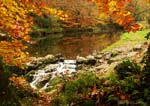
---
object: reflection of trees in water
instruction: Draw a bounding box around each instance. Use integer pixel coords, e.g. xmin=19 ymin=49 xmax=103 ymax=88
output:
xmin=28 ymin=33 xmax=120 ymax=58
xmin=28 ymin=34 xmax=64 ymax=57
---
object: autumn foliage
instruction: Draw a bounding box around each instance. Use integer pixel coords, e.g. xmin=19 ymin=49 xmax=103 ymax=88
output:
xmin=0 ymin=0 xmax=68 ymax=68
xmin=0 ymin=0 xmax=141 ymax=68
xmin=91 ymin=0 xmax=140 ymax=32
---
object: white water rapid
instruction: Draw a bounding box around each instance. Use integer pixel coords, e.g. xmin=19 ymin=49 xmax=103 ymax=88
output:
xmin=30 ymin=60 xmax=77 ymax=90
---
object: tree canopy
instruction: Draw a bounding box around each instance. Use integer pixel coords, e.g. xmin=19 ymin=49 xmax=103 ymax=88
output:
xmin=0 ymin=0 xmax=68 ymax=68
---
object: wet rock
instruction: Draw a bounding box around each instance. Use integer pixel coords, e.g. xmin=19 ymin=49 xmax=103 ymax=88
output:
xmin=76 ymin=56 xmax=87 ymax=64
xmin=55 ymin=53 xmax=65 ymax=62
xmin=58 ymin=56 xmax=65 ymax=62
xmin=76 ymin=64 xmax=83 ymax=70
xmin=43 ymin=54 xmax=57 ymax=64
xmin=86 ymin=55 xmax=96 ymax=65
xmin=26 ymin=54 xmax=59 ymax=71
xmin=25 ymin=70 xmax=36 ymax=82
xmin=110 ymin=51 xmax=119 ymax=57
xmin=55 ymin=53 xmax=64 ymax=58
xmin=95 ymin=54 xmax=103 ymax=59
xmin=45 ymin=54 xmax=55 ymax=60
xmin=38 ymin=79 xmax=50 ymax=89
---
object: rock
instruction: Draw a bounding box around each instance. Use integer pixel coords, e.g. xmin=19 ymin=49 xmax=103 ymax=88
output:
xmin=76 ymin=64 xmax=83 ymax=70
xmin=110 ymin=51 xmax=119 ymax=57
xmin=76 ymin=56 xmax=87 ymax=64
xmin=95 ymin=54 xmax=103 ymax=59
xmin=44 ymin=54 xmax=58 ymax=64
xmin=86 ymin=55 xmax=95 ymax=60
xmin=45 ymin=54 xmax=55 ymax=60
xmin=55 ymin=53 xmax=63 ymax=58
xmin=58 ymin=56 xmax=65 ymax=62
xmin=55 ymin=53 xmax=65 ymax=62
xmin=86 ymin=55 xmax=96 ymax=65
xmin=25 ymin=70 xmax=36 ymax=82
xmin=97 ymin=59 xmax=105 ymax=64
xmin=132 ymin=44 xmax=142 ymax=51
xmin=105 ymin=53 xmax=111 ymax=60
xmin=26 ymin=54 xmax=59 ymax=71
xmin=107 ymin=55 xmax=126 ymax=64
xmin=95 ymin=64 xmax=109 ymax=71
xmin=38 ymin=79 xmax=50 ymax=88
xmin=115 ymin=48 xmax=127 ymax=53
xmin=127 ymin=52 xmax=137 ymax=57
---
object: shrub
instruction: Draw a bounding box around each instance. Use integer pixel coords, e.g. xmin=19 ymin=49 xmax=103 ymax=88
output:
xmin=115 ymin=60 xmax=141 ymax=80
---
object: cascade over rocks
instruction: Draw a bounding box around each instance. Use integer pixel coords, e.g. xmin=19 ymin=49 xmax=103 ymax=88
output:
xmin=25 ymin=42 xmax=148 ymax=91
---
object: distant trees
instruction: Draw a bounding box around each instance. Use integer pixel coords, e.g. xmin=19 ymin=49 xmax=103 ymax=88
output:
xmin=128 ymin=0 xmax=150 ymax=27
xmin=48 ymin=0 xmax=99 ymax=28
xmin=92 ymin=0 xmax=140 ymax=32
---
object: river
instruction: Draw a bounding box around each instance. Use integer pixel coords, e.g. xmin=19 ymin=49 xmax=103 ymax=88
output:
xmin=28 ymin=32 xmax=121 ymax=58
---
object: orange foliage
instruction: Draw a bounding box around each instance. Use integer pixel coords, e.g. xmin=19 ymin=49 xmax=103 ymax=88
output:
xmin=91 ymin=0 xmax=140 ymax=32
xmin=0 ymin=0 xmax=141 ymax=68
xmin=0 ymin=0 xmax=33 ymax=67
xmin=9 ymin=75 xmax=28 ymax=87
xmin=0 ymin=0 xmax=68 ymax=68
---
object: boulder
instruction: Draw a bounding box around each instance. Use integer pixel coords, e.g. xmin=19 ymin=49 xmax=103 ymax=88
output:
xmin=132 ymin=44 xmax=142 ymax=51
xmin=95 ymin=54 xmax=103 ymax=59
xmin=110 ymin=51 xmax=120 ymax=57
xmin=86 ymin=55 xmax=96 ymax=65
xmin=44 ymin=54 xmax=57 ymax=64
xmin=76 ymin=56 xmax=87 ymax=64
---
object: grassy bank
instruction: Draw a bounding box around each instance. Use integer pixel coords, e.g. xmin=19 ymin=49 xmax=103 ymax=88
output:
xmin=103 ymin=29 xmax=150 ymax=51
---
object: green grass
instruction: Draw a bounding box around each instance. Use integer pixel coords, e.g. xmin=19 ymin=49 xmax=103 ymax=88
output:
xmin=103 ymin=29 xmax=150 ymax=51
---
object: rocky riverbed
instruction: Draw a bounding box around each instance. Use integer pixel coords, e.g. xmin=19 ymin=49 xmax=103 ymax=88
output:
xmin=25 ymin=42 xmax=148 ymax=91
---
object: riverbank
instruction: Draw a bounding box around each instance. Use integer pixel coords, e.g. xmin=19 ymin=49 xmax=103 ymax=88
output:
xmin=25 ymin=30 xmax=150 ymax=85
xmin=103 ymin=29 xmax=150 ymax=51
xmin=8 ymin=30 xmax=150 ymax=106
xmin=44 ymin=30 xmax=150 ymax=106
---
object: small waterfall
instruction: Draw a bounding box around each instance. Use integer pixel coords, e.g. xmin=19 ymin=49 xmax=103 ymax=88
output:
xmin=30 ymin=60 xmax=77 ymax=90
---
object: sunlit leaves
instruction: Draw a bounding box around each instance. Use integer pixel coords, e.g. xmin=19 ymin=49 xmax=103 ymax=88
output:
xmin=43 ymin=7 xmax=68 ymax=21
xmin=9 ymin=75 xmax=28 ymax=87
xmin=0 ymin=0 xmax=32 ymax=41
xmin=93 ymin=0 xmax=140 ymax=32
xmin=0 ymin=40 xmax=29 ymax=68
xmin=0 ymin=0 xmax=68 ymax=68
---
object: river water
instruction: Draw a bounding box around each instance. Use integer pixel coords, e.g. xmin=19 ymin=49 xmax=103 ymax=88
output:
xmin=28 ymin=32 xmax=120 ymax=58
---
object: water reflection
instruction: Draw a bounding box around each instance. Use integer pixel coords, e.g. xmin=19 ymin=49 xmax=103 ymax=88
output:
xmin=28 ymin=33 xmax=120 ymax=59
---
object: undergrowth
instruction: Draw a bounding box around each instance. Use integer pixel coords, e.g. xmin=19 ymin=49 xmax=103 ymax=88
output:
xmin=50 ymin=46 xmax=150 ymax=106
